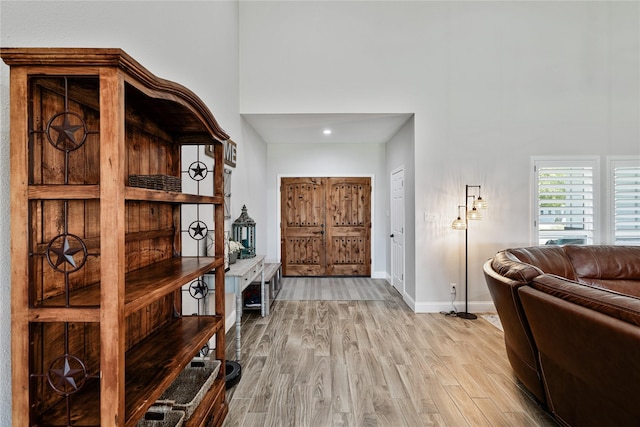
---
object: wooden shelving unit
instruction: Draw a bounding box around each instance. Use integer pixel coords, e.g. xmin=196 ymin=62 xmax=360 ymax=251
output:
xmin=2 ymin=48 xmax=229 ymax=427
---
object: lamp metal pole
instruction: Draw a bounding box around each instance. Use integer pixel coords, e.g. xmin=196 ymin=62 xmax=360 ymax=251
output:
xmin=457 ymin=185 xmax=477 ymax=320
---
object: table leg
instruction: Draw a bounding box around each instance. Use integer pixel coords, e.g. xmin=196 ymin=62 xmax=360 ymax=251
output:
xmin=235 ymin=285 xmax=242 ymax=361
xmin=261 ymin=270 xmax=267 ymax=317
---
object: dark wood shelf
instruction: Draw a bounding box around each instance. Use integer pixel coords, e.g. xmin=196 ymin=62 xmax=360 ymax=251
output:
xmin=37 ymin=315 xmax=224 ymax=427
xmin=126 ymin=186 xmax=223 ymax=204
xmin=34 ymin=256 xmax=224 ymax=317
xmin=27 ymin=185 xmax=223 ymax=204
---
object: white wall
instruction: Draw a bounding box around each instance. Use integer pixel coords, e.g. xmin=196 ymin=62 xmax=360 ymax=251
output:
xmin=233 ymin=117 xmax=268 ymax=256
xmin=1 ymin=0 xmax=639 ymax=420
xmin=0 ymin=0 xmax=241 ymax=420
xmin=239 ymin=1 xmax=640 ymax=311
xmin=385 ymin=116 xmax=415 ymax=304
xmin=265 ymin=141 xmax=388 ymax=276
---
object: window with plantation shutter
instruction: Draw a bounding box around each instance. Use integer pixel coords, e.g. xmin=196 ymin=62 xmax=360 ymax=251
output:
xmin=534 ymin=159 xmax=598 ymax=246
xmin=610 ymin=159 xmax=640 ymax=245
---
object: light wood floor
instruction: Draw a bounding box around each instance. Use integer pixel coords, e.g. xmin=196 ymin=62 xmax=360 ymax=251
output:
xmin=222 ymin=281 xmax=557 ymax=427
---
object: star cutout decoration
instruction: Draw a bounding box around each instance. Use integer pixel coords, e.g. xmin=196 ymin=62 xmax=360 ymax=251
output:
xmin=48 ymin=112 xmax=86 ymax=151
xmin=189 ymin=279 xmax=208 ymax=300
xmin=199 ymin=344 xmax=210 ymax=358
xmin=189 ymin=221 xmax=208 ymax=240
xmin=48 ymin=355 xmax=86 ymax=395
xmin=48 ymin=235 xmax=85 ymax=271
xmin=188 ymin=161 xmax=208 ymax=181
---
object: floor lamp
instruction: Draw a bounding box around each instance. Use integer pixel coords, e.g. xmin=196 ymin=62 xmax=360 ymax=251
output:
xmin=451 ymin=184 xmax=487 ymax=320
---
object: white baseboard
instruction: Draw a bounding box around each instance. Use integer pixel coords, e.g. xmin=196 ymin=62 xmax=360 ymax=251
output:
xmin=371 ymin=270 xmax=388 ymax=280
xmin=402 ymin=292 xmax=416 ymax=311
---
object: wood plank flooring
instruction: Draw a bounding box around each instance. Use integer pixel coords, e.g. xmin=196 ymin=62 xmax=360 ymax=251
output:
xmin=277 ymin=277 xmax=394 ymax=301
xmin=223 ymin=280 xmax=557 ymax=427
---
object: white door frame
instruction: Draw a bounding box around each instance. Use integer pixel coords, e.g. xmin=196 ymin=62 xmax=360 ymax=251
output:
xmin=390 ymin=167 xmax=405 ymax=296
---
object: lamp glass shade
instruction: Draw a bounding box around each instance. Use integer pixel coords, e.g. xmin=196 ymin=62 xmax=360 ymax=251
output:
xmin=467 ymin=207 xmax=482 ymax=220
xmin=451 ymin=217 xmax=467 ymax=230
xmin=474 ymin=196 xmax=488 ymax=210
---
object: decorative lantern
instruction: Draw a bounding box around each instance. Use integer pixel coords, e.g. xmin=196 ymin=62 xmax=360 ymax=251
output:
xmin=232 ymin=205 xmax=256 ymax=259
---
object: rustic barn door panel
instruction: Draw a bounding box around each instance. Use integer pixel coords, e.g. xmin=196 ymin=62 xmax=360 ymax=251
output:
xmin=281 ymin=178 xmax=326 ymax=276
xmin=281 ymin=177 xmax=371 ymax=277
xmin=325 ymin=178 xmax=371 ymax=276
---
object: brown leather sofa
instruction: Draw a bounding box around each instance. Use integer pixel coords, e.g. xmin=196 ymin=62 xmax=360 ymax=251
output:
xmin=483 ymin=245 xmax=640 ymax=427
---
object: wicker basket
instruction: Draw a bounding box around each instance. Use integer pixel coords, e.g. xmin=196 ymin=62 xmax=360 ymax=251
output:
xmin=136 ymin=409 xmax=186 ymax=427
xmin=155 ymin=358 xmax=221 ymax=420
xmin=128 ymin=175 xmax=182 ymax=192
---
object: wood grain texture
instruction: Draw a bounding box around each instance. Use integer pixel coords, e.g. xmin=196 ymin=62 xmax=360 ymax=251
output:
xmin=223 ymin=279 xmax=556 ymax=427
xmin=281 ymin=177 xmax=371 ymax=277
xmin=277 ymin=277 xmax=393 ymax=301
xmin=3 ymin=48 xmax=229 ymax=426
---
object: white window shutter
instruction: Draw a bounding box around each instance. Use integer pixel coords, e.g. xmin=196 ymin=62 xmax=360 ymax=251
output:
xmin=613 ymin=163 xmax=640 ymax=245
xmin=535 ymin=160 xmax=596 ymax=246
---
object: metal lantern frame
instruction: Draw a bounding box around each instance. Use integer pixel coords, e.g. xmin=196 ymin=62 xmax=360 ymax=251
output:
xmin=232 ymin=204 xmax=256 ymax=259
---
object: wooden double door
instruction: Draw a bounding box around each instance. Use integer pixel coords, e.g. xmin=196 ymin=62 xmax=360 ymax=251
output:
xmin=281 ymin=177 xmax=371 ymax=277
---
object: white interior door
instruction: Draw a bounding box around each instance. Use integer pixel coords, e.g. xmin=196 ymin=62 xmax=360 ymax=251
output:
xmin=390 ymin=168 xmax=405 ymax=295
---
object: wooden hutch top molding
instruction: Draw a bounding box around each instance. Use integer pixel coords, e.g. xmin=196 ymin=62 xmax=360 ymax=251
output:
xmin=1 ymin=47 xmax=230 ymax=142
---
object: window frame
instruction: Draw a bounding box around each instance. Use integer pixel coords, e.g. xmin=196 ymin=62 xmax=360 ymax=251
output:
xmin=531 ymin=156 xmax=600 ymax=246
xmin=606 ymin=156 xmax=640 ymax=245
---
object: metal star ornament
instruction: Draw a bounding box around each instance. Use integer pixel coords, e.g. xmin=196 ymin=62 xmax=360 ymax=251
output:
xmin=47 ymin=112 xmax=87 ymax=151
xmin=49 ymin=236 xmax=82 ymax=269
xmin=48 ymin=355 xmax=87 ymax=395
xmin=189 ymin=221 xmax=208 ymax=240
xmin=188 ymin=161 xmax=208 ymax=181
xmin=189 ymin=279 xmax=208 ymax=300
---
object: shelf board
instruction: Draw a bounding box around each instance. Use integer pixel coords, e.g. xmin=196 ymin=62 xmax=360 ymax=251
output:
xmin=29 ymin=184 xmax=100 ymax=199
xmin=37 ymin=315 xmax=224 ymax=426
xmin=125 ymin=257 xmax=222 ymax=315
xmin=33 ymin=256 xmax=224 ymax=317
xmin=27 ymin=185 xmax=223 ymax=204
xmin=126 ymin=186 xmax=223 ymax=204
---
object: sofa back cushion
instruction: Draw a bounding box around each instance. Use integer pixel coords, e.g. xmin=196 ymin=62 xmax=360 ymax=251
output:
xmin=502 ymin=246 xmax=576 ymax=281
xmin=563 ymin=245 xmax=640 ymax=296
xmin=530 ymin=274 xmax=640 ymax=327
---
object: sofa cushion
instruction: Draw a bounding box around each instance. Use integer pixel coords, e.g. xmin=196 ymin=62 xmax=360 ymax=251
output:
xmin=563 ymin=245 xmax=640 ymax=296
xmin=519 ymin=281 xmax=640 ymax=426
xmin=530 ymin=274 xmax=640 ymax=327
xmin=504 ymin=246 xmax=576 ymax=281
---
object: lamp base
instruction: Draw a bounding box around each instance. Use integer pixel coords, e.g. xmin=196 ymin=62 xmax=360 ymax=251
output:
xmin=456 ymin=312 xmax=478 ymax=320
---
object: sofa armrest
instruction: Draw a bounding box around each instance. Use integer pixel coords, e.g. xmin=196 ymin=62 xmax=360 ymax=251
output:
xmin=483 ymin=259 xmax=546 ymax=404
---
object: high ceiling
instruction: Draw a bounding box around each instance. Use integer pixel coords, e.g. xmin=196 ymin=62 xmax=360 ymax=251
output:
xmin=242 ymin=113 xmax=413 ymax=145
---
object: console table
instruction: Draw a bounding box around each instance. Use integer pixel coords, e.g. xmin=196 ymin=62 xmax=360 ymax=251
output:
xmin=225 ymin=256 xmax=265 ymax=360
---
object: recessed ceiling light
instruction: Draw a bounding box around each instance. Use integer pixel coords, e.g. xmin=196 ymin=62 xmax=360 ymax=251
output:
xmin=323 ymin=129 xmax=332 ymax=135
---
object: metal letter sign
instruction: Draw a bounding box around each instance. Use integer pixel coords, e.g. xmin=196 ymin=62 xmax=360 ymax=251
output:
xmin=224 ymin=139 xmax=237 ymax=167
xmin=205 ymin=139 xmax=237 ymax=168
